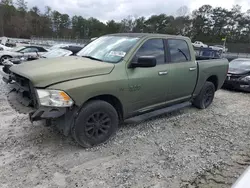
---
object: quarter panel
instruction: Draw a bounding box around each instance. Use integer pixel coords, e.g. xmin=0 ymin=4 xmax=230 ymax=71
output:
xmin=194 ymin=59 xmax=229 ymax=96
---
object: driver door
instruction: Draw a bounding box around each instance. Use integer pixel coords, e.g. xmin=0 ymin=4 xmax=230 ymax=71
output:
xmin=126 ymin=38 xmax=171 ymax=115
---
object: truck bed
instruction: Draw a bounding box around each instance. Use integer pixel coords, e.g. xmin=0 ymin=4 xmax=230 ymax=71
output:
xmin=193 ymin=58 xmax=229 ymax=96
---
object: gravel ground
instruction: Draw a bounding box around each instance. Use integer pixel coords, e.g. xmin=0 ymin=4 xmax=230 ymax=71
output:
xmin=0 ymin=78 xmax=250 ymax=188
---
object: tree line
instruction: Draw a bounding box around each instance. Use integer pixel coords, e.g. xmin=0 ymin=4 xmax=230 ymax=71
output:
xmin=0 ymin=0 xmax=250 ymax=44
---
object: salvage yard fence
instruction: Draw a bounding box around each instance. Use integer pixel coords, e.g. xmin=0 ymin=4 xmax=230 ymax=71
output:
xmin=30 ymin=37 xmax=90 ymax=46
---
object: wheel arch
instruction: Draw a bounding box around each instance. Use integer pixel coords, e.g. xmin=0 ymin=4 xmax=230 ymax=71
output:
xmin=206 ymin=75 xmax=218 ymax=90
xmin=85 ymin=94 xmax=124 ymax=122
xmin=1 ymin=55 xmax=13 ymax=58
xmin=0 ymin=55 xmax=13 ymax=63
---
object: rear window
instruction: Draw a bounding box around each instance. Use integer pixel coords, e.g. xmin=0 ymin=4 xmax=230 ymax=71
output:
xmin=167 ymin=39 xmax=191 ymax=63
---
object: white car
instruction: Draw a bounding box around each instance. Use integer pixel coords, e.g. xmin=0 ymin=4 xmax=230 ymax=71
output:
xmin=0 ymin=44 xmax=12 ymax=51
xmin=0 ymin=46 xmax=47 ymax=64
xmin=192 ymin=41 xmax=208 ymax=48
xmin=210 ymin=45 xmax=228 ymax=53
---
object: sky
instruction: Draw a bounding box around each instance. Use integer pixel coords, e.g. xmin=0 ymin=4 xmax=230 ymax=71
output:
xmin=26 ymin=0 xmax=250 ymax=21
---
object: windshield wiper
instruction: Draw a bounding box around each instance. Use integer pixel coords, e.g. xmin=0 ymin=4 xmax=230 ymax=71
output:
xmin=82 ymin=55 xmax=103 ymax=62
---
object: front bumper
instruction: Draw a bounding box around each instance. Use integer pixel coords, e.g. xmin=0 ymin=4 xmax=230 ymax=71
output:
xmin=223 ymin=79 xmax=250 ymax=92
xmin=29 ymin=106 xmax=67 ymax=122
xmin=8 ymin=88 xmax=77 ymax=136
xmin=6 ymin=74 xmax=77 ymax=136
xmin=7 ymin=89 xmax=67 ymax=119
xmin=0 ymin=67 xmax=12 ymax=84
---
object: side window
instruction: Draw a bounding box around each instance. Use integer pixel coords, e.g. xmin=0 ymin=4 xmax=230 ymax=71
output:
xmin=167 ymin=39 xmax=191 ymax=63
xmin=20 ymin=47 xmax=38 ymax=53
xmin=39 ymin=47 xmax=47 ymax=52
xmin=134 ymin=39 xmax=165 ymax=64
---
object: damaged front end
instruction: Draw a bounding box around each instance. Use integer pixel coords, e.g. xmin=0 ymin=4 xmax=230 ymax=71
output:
xmin=7 ymin=73 xmax=38 ymax=114
xmin=7 ymin=73 xmax=76 ymax=136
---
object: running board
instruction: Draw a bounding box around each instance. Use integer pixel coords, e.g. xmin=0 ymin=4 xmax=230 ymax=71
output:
xmin=125 ymin=101 xmax=191 ymax=124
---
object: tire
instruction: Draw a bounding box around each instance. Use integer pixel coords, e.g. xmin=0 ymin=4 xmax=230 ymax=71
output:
xmin=72 ymin=100 xmax=118 ymax=148
xmin=192 ymin=81 xmax=215 ymax=109
xmin=0 ymin=55 xmax=12 ymax=65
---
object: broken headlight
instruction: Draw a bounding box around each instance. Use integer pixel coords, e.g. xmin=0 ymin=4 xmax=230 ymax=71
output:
xmin=36 ymin=89 xmax=74 ymax=107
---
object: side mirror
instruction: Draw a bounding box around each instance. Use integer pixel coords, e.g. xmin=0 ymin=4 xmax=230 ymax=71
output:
xmin=130 ymin=56 xmax=157 ymax=68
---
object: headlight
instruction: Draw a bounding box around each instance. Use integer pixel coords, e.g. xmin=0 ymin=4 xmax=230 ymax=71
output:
xmin=36 ymin=89 xmax=74 ymax=107
xmin=241 ymin=76 xmax=250 ymax=82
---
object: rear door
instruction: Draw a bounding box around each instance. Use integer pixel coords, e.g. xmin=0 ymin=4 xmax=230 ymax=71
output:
xmin=126 ymin=38 xmax=171 ymax=114
xmin=165 ymin=39 xmax=197 ymax=102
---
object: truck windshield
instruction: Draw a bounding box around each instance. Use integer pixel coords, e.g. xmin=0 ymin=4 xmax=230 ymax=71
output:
xmin=77 ymin=36 xmax=139 ymax=63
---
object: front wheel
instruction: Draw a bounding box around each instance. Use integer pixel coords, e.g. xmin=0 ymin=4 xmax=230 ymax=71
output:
xmin=192 ymin=81 xmax=215 ymax=109
xmin=0 ymin=55 xmax=12 ymax=65
xmin=72 ymin=100 xmax=118 ymax=147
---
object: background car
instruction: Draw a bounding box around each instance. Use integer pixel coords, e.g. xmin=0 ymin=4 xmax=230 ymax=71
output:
xmin=223 ymin=58 xmax=250 ymax=92
xmin=192 ymin=41 xmax=208 ymax=48
xmin=210 ymin=45 xmax=228 ymax=53
xmin=5 ymin=45 xmax=84 ymax=65
xmin=0 ymin=45 xmax=47 ymax=64
xmin=0 ymin=45 xmax=84 ymax=83
xmin=195 ymin=48 xmax=222 ymax=59
xmin=0 ymin=44 xmax=12 ymax=51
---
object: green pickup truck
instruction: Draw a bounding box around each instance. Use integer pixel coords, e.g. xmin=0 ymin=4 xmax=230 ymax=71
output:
xmin=6 ymin=33 xmax=229 ymax=147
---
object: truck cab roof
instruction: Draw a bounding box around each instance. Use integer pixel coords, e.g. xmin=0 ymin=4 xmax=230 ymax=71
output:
xmin=107 ymin=33 xmax=190 ymax=40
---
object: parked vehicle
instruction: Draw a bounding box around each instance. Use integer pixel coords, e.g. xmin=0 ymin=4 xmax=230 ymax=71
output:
xmin=0 ymin=46 xmax=84 ymax=82
xmin=195 ymin=48 xmax=222 ymax=59
xmin=192 ymin=41 xmax=208 ymax=48
xmin=6 ymin=33 xmax=229 ymax=147
xmin=210 ymin=45 xmax=228 ymax=53
xmin=0 ymin=44 xmax=12 ymax=51
xmin=223 ymin=58 xmax=250 ymax=92
xmin=49 ymin=44 xmax=74 ymax=50
xmin=0 ymin=46 xmax=47 ymax=65
xmin=43 ymin=45 xmax=83 ymax=58
xmin=232 ymin=166 xmax=250 ymax=188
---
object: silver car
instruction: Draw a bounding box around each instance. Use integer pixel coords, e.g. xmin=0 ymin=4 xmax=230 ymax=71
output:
xmin=0 ymin=46 xmax=47 ymax=64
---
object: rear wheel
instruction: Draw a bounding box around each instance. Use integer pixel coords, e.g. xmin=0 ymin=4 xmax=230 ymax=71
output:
xmin=193 ymin=81 xmax=215 ymax=109
xmin=72 ymin=100 xmax=118 ymax=147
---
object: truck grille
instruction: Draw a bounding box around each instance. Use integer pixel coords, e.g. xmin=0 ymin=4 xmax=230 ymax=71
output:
xmin=9 ymin=73 xmax=38 ymax=108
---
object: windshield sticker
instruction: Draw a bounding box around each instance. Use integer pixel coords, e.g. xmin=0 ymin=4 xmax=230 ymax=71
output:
xmin=108 ymin=51 xmax=126 ymax=57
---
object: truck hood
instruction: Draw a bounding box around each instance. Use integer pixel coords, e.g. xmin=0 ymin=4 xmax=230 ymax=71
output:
xmin=228 ymin=67 xmax=250 ymax=75
xmin=10 ymin=56 xmax=115 ymax=87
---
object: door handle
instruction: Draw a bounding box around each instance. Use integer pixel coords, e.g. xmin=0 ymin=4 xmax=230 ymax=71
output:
xmin=158 ymin=71 xmax=168 ymax=75
xmin=189 ymin=67 xmax=197 ymax=71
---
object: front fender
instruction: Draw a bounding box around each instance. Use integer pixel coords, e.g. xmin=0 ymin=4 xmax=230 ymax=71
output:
xmin=46 ymin=73 xmax=129 ymax=113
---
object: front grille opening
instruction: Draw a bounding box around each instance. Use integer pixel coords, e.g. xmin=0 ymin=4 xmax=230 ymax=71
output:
xmin=11 ymin=73 xmax=38 ymax=108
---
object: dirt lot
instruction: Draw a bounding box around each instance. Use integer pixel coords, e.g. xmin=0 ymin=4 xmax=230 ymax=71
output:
xmin=0 ymin=78 xmax=250 ymax=188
